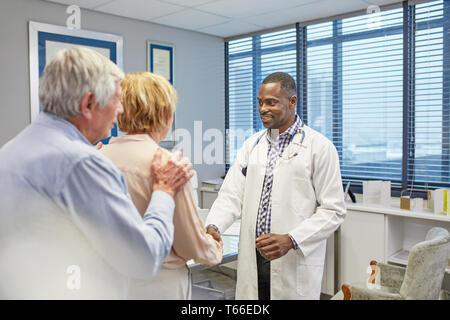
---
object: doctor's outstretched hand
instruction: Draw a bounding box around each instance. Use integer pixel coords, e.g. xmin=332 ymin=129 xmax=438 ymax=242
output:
xmin=255 ymin=233 xmax=295 ymax=261
xmin=206 ymin=226 xmax=223 ymax=247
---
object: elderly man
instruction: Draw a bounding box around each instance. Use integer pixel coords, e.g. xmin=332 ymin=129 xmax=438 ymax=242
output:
xmin=0 ymin=47 xmax=192 ymax=299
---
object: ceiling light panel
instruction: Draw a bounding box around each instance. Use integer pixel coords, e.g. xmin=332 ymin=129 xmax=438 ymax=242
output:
xmin=95 ymin=0 xmax=184 ymax=21
xmin=153 ymin=8 xmax=230 ymax=31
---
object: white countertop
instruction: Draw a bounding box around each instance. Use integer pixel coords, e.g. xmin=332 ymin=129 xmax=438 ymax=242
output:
xmin=346 ymin=197 xmax=450 ymax=223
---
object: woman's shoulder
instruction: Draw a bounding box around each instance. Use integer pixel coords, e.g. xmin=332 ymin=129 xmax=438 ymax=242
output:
xmin=101 ymin=134 xmax=160 ymax=174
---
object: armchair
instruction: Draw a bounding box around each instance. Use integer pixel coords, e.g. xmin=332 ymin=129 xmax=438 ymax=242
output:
xmin=336 ymin=227 xmax=450 ymax=300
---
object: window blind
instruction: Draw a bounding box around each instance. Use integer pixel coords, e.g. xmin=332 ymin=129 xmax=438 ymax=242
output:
xmin=226 ymin=29 xmax=297 ymax=167
xmin=224 ymin=0 xmax=449 ymax=193
xmin=306 ymin=8 xmax=404 ymax=186
xmin=410 ymin=0 xmax=450 ymax=189
xmin=227 ymin=37 xmax=253 ymax=167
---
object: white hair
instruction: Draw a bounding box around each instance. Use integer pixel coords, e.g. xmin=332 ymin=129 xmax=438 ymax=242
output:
xmin=39 ymin=47 xmax=124 ymax=120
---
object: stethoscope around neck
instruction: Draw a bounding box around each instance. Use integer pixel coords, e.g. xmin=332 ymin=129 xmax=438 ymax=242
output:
xmin=241 ymin=123 xmax=305 ymax=177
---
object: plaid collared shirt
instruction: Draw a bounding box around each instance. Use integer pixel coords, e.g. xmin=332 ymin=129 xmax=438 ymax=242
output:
xmin=256 ymin=115 xmax=301 ymax=249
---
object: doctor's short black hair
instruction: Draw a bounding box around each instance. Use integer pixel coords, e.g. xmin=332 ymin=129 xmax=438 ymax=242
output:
xmin=262 ymin=72 xmax=296 ymax=96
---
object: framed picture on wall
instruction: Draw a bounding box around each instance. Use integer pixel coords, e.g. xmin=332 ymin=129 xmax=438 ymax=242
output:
xmin=28 ymin=21 xmax=123 ymax=144
xmin=147 ymin=41 xmax=175 ymax=146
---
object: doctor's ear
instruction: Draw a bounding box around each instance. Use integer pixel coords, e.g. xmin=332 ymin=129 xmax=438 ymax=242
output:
xmin=289 ymin=95 xmax=297 ymax=108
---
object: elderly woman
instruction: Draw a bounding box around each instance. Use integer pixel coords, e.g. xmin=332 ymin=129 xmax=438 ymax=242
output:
xmin=101 ymin=72 xmax=222 ymax=300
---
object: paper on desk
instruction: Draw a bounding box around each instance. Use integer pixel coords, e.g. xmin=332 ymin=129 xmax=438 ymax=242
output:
xmin=203 ymin=178 xmax=224 ymax=185
xmin=223 ymin=220 xmax=241 ymax=236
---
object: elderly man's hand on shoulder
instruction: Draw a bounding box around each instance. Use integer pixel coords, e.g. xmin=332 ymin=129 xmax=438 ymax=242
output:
xmin=151 ymin=148 xmax=193 ymax=198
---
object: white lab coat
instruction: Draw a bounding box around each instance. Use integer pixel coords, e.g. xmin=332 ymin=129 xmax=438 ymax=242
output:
xmin=206 ymin=123 xmax=346 ymax=300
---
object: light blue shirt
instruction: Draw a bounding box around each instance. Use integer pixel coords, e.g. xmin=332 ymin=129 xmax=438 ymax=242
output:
xmin=0 ymin=112 xmax=175 ymax=291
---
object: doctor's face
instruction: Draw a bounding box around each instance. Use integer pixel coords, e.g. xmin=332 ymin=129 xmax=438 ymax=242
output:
xmin=258 ymin=82 xmax=296 ymax=133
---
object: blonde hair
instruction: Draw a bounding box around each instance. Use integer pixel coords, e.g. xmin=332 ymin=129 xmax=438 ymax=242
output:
xmin=39 ymin=47 xmax=124 ymax=120
xmin=118 ymin=72 xmax=177 ymax=133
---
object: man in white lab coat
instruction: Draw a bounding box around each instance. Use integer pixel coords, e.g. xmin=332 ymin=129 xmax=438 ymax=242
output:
xmin=206 ymin=72 xmax=346 ymax=300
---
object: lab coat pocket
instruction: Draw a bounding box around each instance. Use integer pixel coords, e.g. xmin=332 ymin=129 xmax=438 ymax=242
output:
xmin=296 ymin=259 xmax=324 ymax=298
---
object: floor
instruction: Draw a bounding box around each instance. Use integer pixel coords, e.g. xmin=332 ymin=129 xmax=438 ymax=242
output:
xmin=190 ymin=266 xmax=332 ymax=300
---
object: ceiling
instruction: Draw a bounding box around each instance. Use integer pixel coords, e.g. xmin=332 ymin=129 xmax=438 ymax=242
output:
xmin=45 ymin=0 xmax=402 ymax=38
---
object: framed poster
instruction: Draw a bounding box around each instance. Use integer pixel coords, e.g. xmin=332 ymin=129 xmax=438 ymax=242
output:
xmin=147 ymin=41 xmax=175 ymax=146
xmin=28 ymin=21 xmax=123 ymax=143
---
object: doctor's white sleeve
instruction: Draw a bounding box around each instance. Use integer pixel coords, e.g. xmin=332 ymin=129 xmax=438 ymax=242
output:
xmin=205 ymin=145 xmax=247 ymax=234
xmin=288 ymin=140 xmax=347 ymax=258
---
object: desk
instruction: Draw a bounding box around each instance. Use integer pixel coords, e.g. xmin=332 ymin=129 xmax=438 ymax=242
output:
xmin=191 ymin=209 xmax=240 ymax=272
xmin=187 ymin=235 xmax=239 ymax=273
xmin=187 ymin=235 xmax=239 ymax=299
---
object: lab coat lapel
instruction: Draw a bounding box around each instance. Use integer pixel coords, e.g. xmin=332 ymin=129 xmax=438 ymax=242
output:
xmin=246 ymin=131 xmax=268 ymax=193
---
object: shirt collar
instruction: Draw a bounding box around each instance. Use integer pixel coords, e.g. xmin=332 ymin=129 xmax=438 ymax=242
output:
xmin=36 ymin=112 xmax=92 ymax=146
xmin=267 ymin=114 xmax=301 ymax=143
xmin=283 ymin=114 xmax=301 ymax=137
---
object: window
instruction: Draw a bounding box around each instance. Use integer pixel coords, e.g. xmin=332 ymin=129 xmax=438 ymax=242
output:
xmin=225 ymin=0 xmax=450 ymax=192
xmin=227 ymin=38 xmax=253 ymax=166
xmin=306 ymin=8 xmax=404 ymax=186
xmin=411 ymin=0 xmax=450 ymax=189
xmin=226 ymin=29 xmax=296 ymax=166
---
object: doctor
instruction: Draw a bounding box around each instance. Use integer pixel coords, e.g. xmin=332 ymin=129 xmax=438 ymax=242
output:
xmin=206 ymin=72 xmax=346 ymax=300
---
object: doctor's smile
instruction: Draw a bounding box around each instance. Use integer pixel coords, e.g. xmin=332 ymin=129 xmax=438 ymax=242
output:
xmin=260 ymin=114 xmax=273 ymax=123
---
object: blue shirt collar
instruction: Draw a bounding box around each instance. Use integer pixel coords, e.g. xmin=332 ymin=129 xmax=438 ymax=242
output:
xmin=36 ymin=112 xmax=92 ymax=146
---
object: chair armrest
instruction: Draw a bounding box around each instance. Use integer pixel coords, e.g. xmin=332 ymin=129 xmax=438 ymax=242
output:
xmin=440 ymin=289 xmax=450 ymax=300
xmin=343 ymin=284 xmax=403 ymax=300
xmin=378 ymin=262 xmax=406 ymax=290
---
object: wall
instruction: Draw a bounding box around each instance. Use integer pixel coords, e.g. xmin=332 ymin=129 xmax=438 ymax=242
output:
xmin=0 ymin=0 xmax=225 ymax=181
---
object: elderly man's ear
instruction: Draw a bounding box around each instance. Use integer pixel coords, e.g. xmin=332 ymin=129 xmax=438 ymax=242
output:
xmin=79 ymin=92 xmax=97 ymax=119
